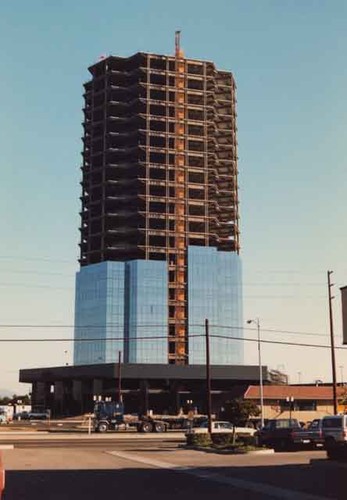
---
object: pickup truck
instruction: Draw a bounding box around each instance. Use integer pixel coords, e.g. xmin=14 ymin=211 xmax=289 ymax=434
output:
xmin=291 ymin=419 xmax=324 ymax=448
xmin=321 ymin=414 xmax=347 ymax=459
xmin=257 ymin=418 xmax=302 ymax=451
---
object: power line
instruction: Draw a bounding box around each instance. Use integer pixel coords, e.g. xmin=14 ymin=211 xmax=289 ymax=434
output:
xmin=207 ymin=323 xmax=337 ymax=339
xmin=0 ymin=322 xmax=339 ymax=339
xmin=0 ymin=258 xmax=345 ymax=285
xmin=0 ymin=323 xmax=178 ymax=328
xmin=0 ymin=333 xmax=346 ymax=351
xmin=0 ymin=271 xmax=328 ymax=286
xmin=0 ymin=256 xmax=77 ymax=264
xmin=210 ymin=334 xmax=347 ymax=351
xmin=0 ymin=283 xmax=329 ymax=299
xmin=0 ymin=284 xmax=72 ymax=290
xmin=0 ymin=270 xmax=74 ymax=277
xmin=244 ymin=284 xmax=326 ymax=287
xmin=0 ymin=335 xmax=198 ymax=343
xmin=0 ymin=258 xmax=335 ymax=274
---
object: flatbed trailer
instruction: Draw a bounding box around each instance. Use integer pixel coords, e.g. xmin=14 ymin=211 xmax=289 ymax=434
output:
xmin=93 ymin=401 xmax=206 ymax=433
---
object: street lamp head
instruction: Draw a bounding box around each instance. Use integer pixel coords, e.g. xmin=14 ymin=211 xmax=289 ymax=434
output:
xmin=247 ymin=318 xmax=260 ymax=327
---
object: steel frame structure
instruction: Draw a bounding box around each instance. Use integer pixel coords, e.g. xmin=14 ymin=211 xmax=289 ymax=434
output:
xmin=80 ymin=46 xmax=239 ymax=364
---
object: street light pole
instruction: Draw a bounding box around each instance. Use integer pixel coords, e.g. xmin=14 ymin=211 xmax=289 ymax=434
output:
xmin=205 ymin=318 xmax=212 ymax=435
xmin=117 ymin=351 xmax=122 ymax=404
xmin=327 ymin=270 xmax=338 ymax=415
xmin=286 ymin=396 xmax=294 ymax=421
xmin=247 ymin=318 xmax=264 ymax=427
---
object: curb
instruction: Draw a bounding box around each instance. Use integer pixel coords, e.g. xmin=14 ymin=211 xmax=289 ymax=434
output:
xmin=0 ymin=432 xmax=49 ymax=436
xmin=0 ymin=432 xmax=184 ymax=441
xmin=183 ymin=445 xmax=274 ymax=455
xmin=310 ymin=458 xmax=347 ymax=469
xmin=244 ymin=448 xmax=275 ymax=455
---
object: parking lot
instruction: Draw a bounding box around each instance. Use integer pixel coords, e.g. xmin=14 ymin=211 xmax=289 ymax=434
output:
xmin=1 ymin=433 xmax=347 ymax=499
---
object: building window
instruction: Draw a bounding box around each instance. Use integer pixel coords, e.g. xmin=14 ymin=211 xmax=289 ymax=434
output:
xmin=279 ymin=400 xmax=317 ymax=412
xmin=295 ymin=400 xmax=317 ymax=411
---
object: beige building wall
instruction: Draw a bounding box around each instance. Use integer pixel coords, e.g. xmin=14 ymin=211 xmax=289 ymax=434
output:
xmin=260 ymin=400 xmax=335 ymax=423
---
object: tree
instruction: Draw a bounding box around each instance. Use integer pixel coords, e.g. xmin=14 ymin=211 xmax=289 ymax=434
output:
xmin=338 ymin=388 xmax=347 ymax=410
xmin=223 ymin=398 xmax=260 ymax=426
xmin=0 ymin=394 xmax=31 ymax=405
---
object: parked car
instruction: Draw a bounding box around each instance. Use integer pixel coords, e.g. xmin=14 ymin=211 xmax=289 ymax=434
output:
xmin=185 ymin=420 xmax=257 ymax=437
xmin=257 ymin=418 xmax=302 ymax=451
xmin=13 ymin=410 xmax=49 ymax=421
xmin=13 ymin=411 xmax=30 ymax=421
xmin=27 ymin=412 xmax=49 ymax=421
xmin=291 ymin=419 xmax=324 ymax=448
xmin=0 ymin=414 xmax=8 ymax=425
xmin=321 ymin=414 xmax=347 ymax=459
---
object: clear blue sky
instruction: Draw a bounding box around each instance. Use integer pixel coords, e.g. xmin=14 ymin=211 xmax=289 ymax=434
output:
xmin=1 ymin=0 xmax=347 ymax=394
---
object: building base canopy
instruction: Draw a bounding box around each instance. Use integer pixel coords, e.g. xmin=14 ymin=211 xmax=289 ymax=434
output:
xmin=20 ymin=363 xmax=269 ymax=417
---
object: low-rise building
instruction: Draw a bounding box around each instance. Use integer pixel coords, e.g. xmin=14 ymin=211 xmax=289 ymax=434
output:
xmin=244 ymin=385 xmax=347 ymax=423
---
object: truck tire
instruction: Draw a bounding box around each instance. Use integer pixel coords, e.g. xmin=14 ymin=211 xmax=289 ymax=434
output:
xmin=325 ymin=437 xmax=335 ymax=451
xmin=153 ymin=422 xmax=166 ymax=433
xmin=97 ymin=422 xmax=109 ymax=433
xmin=327 ymin=447 xmax=340 ymax=460
xmin=275 ymin=438 xmax=290 ymax=452
xmin=140 ymin=421 xmax=153 ymax=433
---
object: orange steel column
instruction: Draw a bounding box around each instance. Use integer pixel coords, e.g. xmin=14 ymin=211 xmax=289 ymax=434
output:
xmin=174 ymin=32 xmax=186 ymax=363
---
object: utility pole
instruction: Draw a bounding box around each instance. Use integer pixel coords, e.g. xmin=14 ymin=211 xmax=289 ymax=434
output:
xmin=327 ymin=270 xmax=338 ymax=415
xmin=205 ymin=318 xmax=212 ymax=434
xmin=247 ymin=318 xmax=264 ymax=427
xmin=117 ymin=350 xmax=122 ymax=404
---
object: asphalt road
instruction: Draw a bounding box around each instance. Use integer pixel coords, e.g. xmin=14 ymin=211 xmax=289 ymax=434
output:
xmin=2 ymin=435 xmax=347 ymax=499
xmin=0 ymin=431 xmax=185 ymax=449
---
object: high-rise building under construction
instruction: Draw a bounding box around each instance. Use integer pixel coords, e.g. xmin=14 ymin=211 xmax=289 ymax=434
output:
xmin=74 ymin=36 xmax=243 ymax=367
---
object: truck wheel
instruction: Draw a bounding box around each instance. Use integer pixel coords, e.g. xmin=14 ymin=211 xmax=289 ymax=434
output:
xmin=154 ymin=422 xmax=166 ymax=433
xmin=97 ymin=422 xmax=109 ymax=433
xmin=327 ymin=447 xmax=340 ymax=460
xmin=275 ymin=439 xmax=289 ymax=452
xmin=140 ymin=421 xmax=153 ymax=433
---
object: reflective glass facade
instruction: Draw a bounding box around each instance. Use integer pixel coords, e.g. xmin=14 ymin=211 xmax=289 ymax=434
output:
xmin=187 ymin=246 xmax=243 ymax=365
xmin=74 ymin=249 xmax=242 ymax=366
xmin=74 ymin=262 xmax=125 ymax=365
xmin=126 ymin=260 xmax=167 ymax=364
xmin=74 ymin=260 xmax=167 ymax=365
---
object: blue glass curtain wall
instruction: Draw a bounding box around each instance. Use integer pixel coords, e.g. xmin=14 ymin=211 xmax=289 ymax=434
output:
xmin=74 ymin=260 xmax=168 ymax=365
xmin=74 ymin=262 xmax=125 ymax=365
xmin=187 ymin=246 xmax=243 ymax=365
xmin=125 ymin=260 xmax=168 ymax=364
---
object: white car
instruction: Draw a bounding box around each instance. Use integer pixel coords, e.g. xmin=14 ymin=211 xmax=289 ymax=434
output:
xmin=0 ymin=414 xmax=8 ymax=425
xmin=186 ymin=420 xmax=256 ymax=436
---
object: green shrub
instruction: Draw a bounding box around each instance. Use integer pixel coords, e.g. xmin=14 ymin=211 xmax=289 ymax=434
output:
xmin=186 ymin=433 xmax=212 ymax=447
xmin=186 ymin=432 xmax=259 ymax=450
xmin=211 ymin=433 xmax=233 ymax=447
xmin=236 ymin=435 xmax=257 ymax=447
